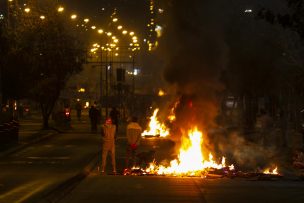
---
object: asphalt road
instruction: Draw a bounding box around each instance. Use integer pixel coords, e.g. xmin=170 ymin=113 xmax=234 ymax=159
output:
xmin=1 ymin=114 xmax=304 ymax=203
xmin=0 ymin=116 xmax=100 ymax=203
xmin=59 ymin=175 xmax=304 ymax=203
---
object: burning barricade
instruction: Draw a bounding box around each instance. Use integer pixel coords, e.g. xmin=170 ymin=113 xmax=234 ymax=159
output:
xmin=127 ymin=105 xmax=284 ymax=180
xmin=128 ymin=126 xmax=236 ymax=178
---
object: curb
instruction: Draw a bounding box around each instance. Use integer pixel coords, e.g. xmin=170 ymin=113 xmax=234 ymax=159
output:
xmin=42 ymin=151 xmax=100 ymax=203
xmin=0 ymin=130 xmax=60 ymax=158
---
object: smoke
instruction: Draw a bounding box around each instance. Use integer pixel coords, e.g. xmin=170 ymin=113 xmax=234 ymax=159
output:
xmin=210 ymin=129 xmax=279 ymax=170
xmin=158 ymin=0 xmax=227 ymax=128
xmin=153 ymin=0 xmax=287 ymax=168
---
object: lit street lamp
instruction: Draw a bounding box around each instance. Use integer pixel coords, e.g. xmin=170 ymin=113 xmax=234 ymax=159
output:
xmin=57 ymin=6 xmax=64 ymax=13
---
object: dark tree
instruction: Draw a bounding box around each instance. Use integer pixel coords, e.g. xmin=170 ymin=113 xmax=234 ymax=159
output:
xmin=2 ymin=6 xmax=84 ymax=128
xmin=259 ymin=0 xmax=304 ymax=147
xmin=0 ymin=21 xmax=9 ymax=102
xmin=27 ymin=16 xmax=84 ymax=128
xmin=259 ymin=0 xmax=304 ymax=39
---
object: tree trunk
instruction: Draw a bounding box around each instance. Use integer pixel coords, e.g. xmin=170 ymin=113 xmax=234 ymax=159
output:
xmin=280 ymin=90 xmax=290 ymax=148
xmin=42 ymin=113 xmax=49 ymax=129
xmin=243 ymin=94 xmax=258 ymax=132
xmin=41 ymin=103 xmax=51 ymax=129
xmin=40 ymin=94 xmax=58 ymax=129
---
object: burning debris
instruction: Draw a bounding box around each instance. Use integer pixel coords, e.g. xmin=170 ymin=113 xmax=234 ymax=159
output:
xmin=235 ymin=166 xmax=283 ymax=181
xmin=133 ymin=125 xmax=235 ymax=177
xmin=141 ymin=108 xmax=170 ymax=138
xmin=263 ymin=166 xmax=279 ymax=175
xmin=144 ymin=127 xmax=234 ymax=176
xmin=129 ymin=103 xmax=285 ymax=179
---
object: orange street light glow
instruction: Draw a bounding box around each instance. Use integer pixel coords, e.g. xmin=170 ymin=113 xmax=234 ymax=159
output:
xmin=24 ymin=8 xmax=30 ymax=13
xmin=71 ymin=14 xmax=77 ymax=19
xmin=57 ymin=6 xmax=64 ymax=12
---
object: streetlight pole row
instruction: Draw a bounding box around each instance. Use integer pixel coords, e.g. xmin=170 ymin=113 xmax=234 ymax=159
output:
xmin=86 ymin=48 xmax=138 ymax=119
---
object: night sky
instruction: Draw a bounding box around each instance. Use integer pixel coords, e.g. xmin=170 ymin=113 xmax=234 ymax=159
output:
xmin=61 ymin=0 xmax=148 ymax=33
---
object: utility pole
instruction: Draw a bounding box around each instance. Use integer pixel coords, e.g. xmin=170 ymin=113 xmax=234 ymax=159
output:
xmin=132 ymin=53 xmax=135 ymax=94
xmin=99 ymin=49 xmax=103 ymax=118
xmin=105 ymin=50 xmax=109 ymax=117
xmin=86 ymin=46 xmax=137 ymax=119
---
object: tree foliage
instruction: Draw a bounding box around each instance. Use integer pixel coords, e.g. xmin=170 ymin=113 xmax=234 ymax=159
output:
xmin=260 ymin=0 xmax=304 ymax=39
xmin=257 ymin=0 xmax=304 ymax=146
xmin=2 ymin=7 xmax=85 ymax=128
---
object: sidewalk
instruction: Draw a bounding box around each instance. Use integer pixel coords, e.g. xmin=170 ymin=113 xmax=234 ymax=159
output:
xmin=0 ymin=112 xmax=59 ymax=157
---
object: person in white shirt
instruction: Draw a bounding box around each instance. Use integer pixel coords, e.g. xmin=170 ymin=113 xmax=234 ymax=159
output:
xmin=101 ymin=118 xmax=116 ymax=174
xmin=126 ymin=116 xmax=142 ymax=168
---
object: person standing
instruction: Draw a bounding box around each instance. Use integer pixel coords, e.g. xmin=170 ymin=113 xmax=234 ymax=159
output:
xmin=126 ymin=116 xmax=142 ymax=168
xmin=110 ymin=107 xmax=120 ymax=132
xmin=101 ymin=118 xmax=117 ymax=174
xmin=89 ymin=103 xmax=99 ymax=133
xmin=75 ymin=101 xmax=82 ymax=121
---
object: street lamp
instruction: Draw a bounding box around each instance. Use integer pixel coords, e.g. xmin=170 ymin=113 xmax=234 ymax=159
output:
xmin=24 ymin=8 xmax=30 ymax=13
xmin=57 ymin=6 xmax=64 ymax=13
xmin=71 ymin=14 xmax=77 ymax=20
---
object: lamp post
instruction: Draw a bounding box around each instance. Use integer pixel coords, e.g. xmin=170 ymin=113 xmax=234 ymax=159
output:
xmin=88 ymin=43 xmax=139 ymax=118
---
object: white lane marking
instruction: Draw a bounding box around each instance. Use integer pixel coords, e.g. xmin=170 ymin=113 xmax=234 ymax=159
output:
xmin=27 ymin=156 xmax=70 ymax=160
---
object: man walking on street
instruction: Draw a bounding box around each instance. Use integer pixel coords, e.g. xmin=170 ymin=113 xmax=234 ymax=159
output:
xmin=126 ymin=116 xmax=142 ymax=168
xmin=101 ymin=118 xmax=117 ymax=174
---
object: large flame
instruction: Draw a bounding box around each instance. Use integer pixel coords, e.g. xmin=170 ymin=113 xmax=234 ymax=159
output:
xmin=141 ymin=109 xmax=169 ymax=137
xmin=145 ymin=127 xmax=233 ymax=176
xmin=263 ymin=166 xmax=278 ymax=175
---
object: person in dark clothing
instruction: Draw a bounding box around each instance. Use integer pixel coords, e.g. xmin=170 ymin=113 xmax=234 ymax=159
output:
xmin=75 ymin=101 xmax=82 ymax=121
xmin=89 ymin=103 xmax=100 ymax=133
xmin=109 ymin=107 xmax=120 ymax=132
xmin=0 ymin=106 xmax=12 ymax=124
